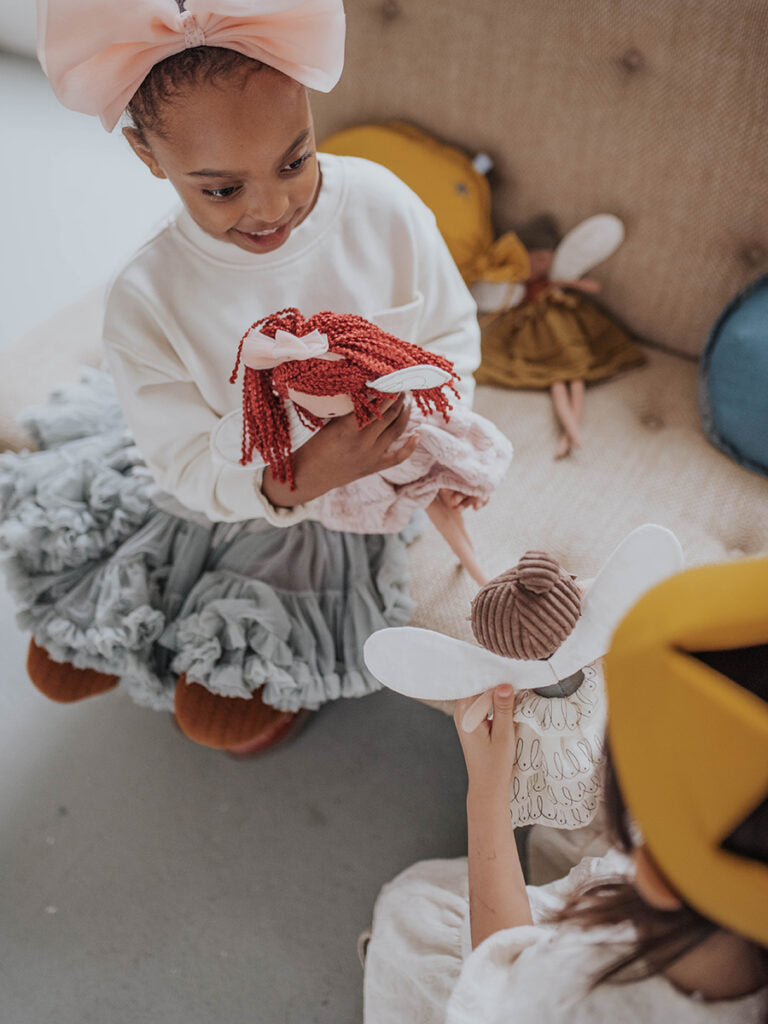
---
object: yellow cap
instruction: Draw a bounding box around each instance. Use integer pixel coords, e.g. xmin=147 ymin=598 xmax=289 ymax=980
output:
xmin=604 ymin=557 xmax=768 ymax=946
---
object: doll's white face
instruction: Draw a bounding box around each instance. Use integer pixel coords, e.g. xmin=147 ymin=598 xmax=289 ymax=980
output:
xmin=287 ymin=388 xmax=354 ymax=419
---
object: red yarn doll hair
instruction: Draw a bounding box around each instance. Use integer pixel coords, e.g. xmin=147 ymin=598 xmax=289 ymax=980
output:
xmin=230 ymin=308 xmax=460 ymax=490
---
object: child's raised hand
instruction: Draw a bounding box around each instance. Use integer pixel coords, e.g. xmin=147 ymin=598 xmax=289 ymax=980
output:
xmin=441 ymin=490 xmax=488 ymax=511
xmin=262 ymin=394 xmax=418 ymax=508
xmin=454 ymin=684 xmax=519 ymax=802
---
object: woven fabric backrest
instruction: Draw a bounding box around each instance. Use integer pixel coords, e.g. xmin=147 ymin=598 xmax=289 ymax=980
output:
xmin=313 ymin=0 xmax=768 ymax=357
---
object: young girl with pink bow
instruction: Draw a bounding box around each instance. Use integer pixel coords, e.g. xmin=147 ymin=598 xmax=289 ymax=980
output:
xmin=0 ymin=0 xmax=485 ymax=753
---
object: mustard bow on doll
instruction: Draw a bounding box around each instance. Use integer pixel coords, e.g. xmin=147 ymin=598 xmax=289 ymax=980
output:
xmin=364 ymin=524 xmax=684 ymax=828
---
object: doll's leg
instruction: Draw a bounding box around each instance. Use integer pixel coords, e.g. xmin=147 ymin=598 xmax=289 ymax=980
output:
xmin=550 ymin=381 xmax=582 ymax=458
xmin=26 ymin=639 xmax=119 ymax=703
xmin=554 ymin=277 xmax=601 ymax=294
xmin=569 ymin=379 xmax=585 ymax=436
xmin=427 ymin=496 xmax=489 ymax=586
xmin=554 ymin=435 xmax=570 ymax=459
xmin=174 ymin=675 xmax=309 ymax=754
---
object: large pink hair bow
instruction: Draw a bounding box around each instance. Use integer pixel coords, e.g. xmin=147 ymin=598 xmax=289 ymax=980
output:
xmin=37 ymin=0 xmax=346 ymax=131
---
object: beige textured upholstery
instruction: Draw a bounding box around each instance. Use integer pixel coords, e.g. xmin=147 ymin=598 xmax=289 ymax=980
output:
xmin=313 ymin=0 xmax=768 ymax=358
xmin=409 ymin=349 xmax=768 ymax=639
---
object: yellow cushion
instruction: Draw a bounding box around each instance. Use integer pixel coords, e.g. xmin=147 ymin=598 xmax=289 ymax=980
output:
xmin=321 ymin=121 xmax=496 ymax=278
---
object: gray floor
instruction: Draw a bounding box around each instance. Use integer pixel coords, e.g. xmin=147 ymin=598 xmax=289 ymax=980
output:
xmin=1 ymin=577 xmax=469 ymax=1024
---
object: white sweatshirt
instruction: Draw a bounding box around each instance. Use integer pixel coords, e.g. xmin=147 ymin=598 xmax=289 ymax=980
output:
xmin=103 ymin=154 xmax=480 ymax=526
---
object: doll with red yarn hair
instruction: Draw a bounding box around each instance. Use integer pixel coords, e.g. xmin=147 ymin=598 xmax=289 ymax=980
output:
xmin=218 ymin=309 xmax=513 ymax=585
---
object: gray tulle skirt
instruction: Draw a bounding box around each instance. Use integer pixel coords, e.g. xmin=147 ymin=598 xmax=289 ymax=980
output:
xmin=0 ymin=369 xmax=414 ymax=712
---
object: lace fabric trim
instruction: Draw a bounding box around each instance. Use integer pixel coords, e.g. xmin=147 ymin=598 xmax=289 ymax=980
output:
xmin=514 ymin=663 xmax=604 ymax=735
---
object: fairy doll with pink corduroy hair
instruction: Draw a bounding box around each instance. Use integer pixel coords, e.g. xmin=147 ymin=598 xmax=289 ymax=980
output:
xmin=216 ymin=308 xmax=512 ymax=584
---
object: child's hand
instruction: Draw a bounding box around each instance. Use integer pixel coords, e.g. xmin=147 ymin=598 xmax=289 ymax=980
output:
xmin=262 ymin=395 xmax=418 ymax=508
xmin=441 ymin=489 xmax=488 ymax=511
xmin=454 ymin=684 xmax=519 ymax=803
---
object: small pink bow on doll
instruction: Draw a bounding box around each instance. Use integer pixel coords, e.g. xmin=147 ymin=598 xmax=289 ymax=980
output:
xmin=37 ymin=0 xmax=345 ymax=131
xmin=241 ymin=327 xmax=335 ymax=369
xmin=226 ymin=308 xmax=514 ymax=585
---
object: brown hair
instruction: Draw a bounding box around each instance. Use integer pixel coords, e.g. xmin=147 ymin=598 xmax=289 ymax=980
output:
xmin=470 ymin=552 xmax=581 ymax=660
xmin=549 ymin=753 xmax=722 ymax=983
xmin=550 ymin=693 xmax=768 ymax=999
xmin=126 ymin=46 xmax=264 ymax=141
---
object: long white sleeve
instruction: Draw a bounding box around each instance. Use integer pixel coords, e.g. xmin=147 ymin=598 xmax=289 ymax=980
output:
xmin=104 ymin=288 xmax=315 ymax=525
xmin=405 ymin=195 xmax=480 ymax=405
xmin=102 ymin=154 xmax=481 ymax=524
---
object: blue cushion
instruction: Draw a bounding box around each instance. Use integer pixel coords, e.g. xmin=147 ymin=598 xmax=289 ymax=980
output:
xmin=699 ymin=274 xmax=768 ymax=479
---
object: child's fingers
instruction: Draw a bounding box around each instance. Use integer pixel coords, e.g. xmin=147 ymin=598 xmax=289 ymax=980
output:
xmin=454 ymin=695 xmax=488 ymax=744
xmin=378 ymin=393 xmax=405 ymax=422
xmin=372 ymin=395 xmax=410 ymax=442
xmin=488 ymin=684 xmax=517 ymax=740
xmin=453 ymin=695 xmax=475 ymax=727
xmin=388 ymin=434 xmax=419 ymax=465
xmin=461 ymin=691 xmax=494 ymax=733
xmin=377 ymin=400 xmax=414 ymax=452
xmin=361 ymin=394 xmax=404 ymax=438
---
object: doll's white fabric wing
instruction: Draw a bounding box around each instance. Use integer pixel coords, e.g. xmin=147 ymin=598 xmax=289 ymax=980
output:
xmin=550 ymin=213 xmax=625 ymax=282
xmin=209 ymin=406 xmax=317 ymax=468
xmin=548 ymin=524 xmax=684 ymax=679
xmin=364 ymin=524 xmax=683 ymax=704
xmin=363 ymin=627 xmax=557 ymax=701
xmin=367 ymin=365 xmax=454 ymax=393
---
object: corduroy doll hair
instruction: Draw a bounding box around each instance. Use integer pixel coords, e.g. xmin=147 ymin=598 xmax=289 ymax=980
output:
xmin=470 ymin=551 xmax=582 ymax=659
xmin=230 ymin=308 xmax=460 ymax=489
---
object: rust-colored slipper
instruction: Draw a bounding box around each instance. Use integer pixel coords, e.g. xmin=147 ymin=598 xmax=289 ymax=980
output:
xmin=27 ymin=639 xmax=119 ymax=703
xmin=174 ymin=674 xmax=311 ymax=753
xmin=225 ymin=708 xmax=312 ymax=758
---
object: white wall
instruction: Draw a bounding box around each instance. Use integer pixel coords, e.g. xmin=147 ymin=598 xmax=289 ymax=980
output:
xmin=0 ymin=2 xmax=37 ymax=57
xmin=1 ymin=53 xmax=176 ymax=347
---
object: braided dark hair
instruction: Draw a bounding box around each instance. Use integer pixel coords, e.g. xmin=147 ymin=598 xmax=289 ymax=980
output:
xmin=126 ymin=46 xmax=264 ymax=141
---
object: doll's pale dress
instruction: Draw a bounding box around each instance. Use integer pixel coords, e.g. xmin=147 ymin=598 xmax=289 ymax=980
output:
xmin=0 ymin=155 xmax=482 ymax=713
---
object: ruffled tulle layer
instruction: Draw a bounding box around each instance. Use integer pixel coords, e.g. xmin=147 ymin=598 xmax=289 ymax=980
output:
xmin=0 ymin=370 xmax=414 ymax=712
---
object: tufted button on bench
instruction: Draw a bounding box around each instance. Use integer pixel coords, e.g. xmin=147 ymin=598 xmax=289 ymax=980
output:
xmin=739 ymin=243 xmax=768 ymax=270
xmin=379 ymin=0 xmax=402 ymax=22
xmin=618 ymin=47 xmax=646 ymax=73
xmin=639 ymin=412 xmax=664 ymax=431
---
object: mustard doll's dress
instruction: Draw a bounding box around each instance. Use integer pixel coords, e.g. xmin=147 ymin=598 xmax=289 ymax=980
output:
xmin=475 ymin=282 xmax=646 ymax=390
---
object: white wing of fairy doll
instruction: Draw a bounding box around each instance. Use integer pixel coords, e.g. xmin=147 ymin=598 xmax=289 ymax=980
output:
xmin=367 ymin=366 xmax=455 ymax=393
xmin=549 ymin=213 xmax=625 ymax=284
xmin=363 ymin=524 xmax=684 ymax=704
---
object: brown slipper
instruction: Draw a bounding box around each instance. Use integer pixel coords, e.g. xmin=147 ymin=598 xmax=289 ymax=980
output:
xmin=26 ymin=639 xmax=119 ymax=704
xmin=225 ymin=708 xmax=312 ymax=758
xmin=174 ymin=674 xmax=311 ymax=753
